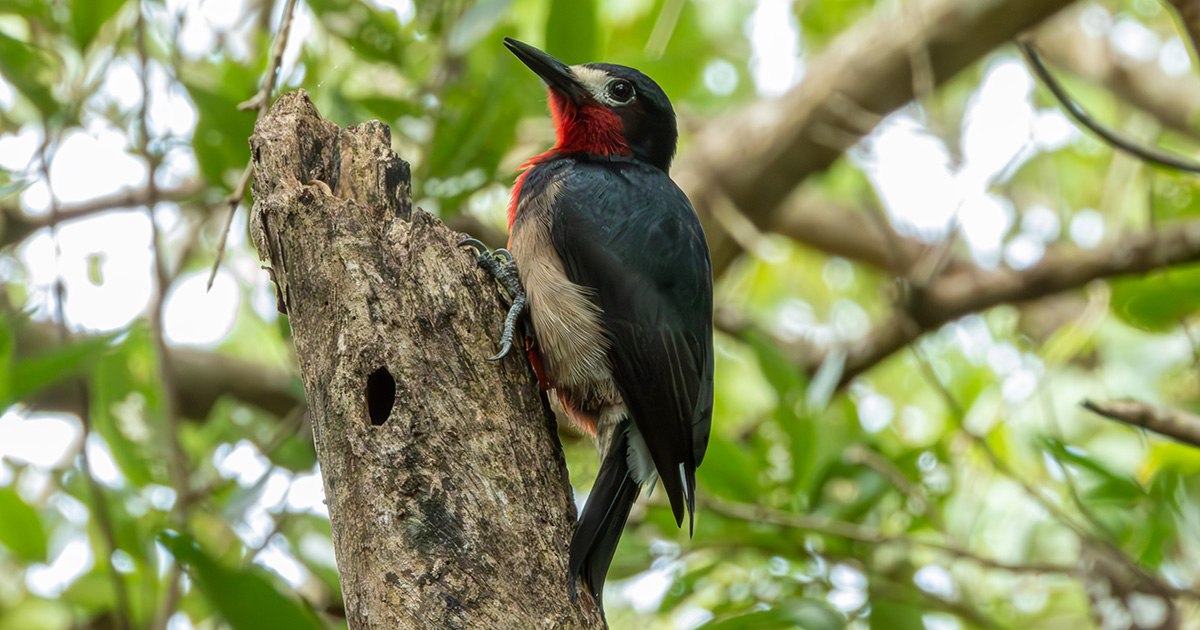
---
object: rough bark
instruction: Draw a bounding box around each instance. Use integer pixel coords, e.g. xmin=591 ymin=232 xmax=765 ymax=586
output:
xmin=248 ymin=91 xmax=602 ymax=629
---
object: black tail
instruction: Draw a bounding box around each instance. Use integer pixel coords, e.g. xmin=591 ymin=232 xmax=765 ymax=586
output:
xmin=569 ymin=424 xmax=642 ymax=610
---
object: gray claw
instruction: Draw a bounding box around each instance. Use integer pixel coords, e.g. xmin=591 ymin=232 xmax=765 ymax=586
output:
xmin=459 ymin=236 xmax=529 ymax=361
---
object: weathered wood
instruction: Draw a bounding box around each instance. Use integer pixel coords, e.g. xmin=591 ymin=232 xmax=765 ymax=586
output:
xmin=249 ymin=90 xmax=602 ymax=629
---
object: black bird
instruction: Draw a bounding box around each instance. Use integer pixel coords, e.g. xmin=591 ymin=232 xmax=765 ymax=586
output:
xmin=462 ymin=38 xmax=713 ymax=609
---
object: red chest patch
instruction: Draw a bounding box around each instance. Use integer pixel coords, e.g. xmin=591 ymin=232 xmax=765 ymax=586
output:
xmin=507 ymin=91 xmax=631 ymax=232
xmin=548 ymin=91 xmax=629 ymax=157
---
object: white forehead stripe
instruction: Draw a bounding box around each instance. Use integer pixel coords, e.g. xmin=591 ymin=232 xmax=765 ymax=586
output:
xmin=570 ymin=65 xmax=619 ymax=104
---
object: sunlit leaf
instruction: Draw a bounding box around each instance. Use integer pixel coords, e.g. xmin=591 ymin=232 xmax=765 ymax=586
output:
xmin=0 ymin=598 xmax=72 ymax=630
xmin=1041 ymin=438 xmax=1144 ymax=502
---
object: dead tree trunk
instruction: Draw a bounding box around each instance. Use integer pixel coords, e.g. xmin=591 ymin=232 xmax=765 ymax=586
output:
xmin=249 ymin=91 xmax=603 ymax=629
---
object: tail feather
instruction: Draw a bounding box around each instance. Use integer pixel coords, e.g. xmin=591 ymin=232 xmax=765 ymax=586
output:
xmin=569 ymin=424 xmax=641 ymax=609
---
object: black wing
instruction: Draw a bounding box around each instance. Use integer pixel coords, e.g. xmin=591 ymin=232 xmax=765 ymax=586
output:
xmin=550 ymin=158 xmax=713 ymax=529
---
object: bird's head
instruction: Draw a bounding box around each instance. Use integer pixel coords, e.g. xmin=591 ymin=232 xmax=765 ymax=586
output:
xmin=504 ymin=37 xmax=677 ymax=172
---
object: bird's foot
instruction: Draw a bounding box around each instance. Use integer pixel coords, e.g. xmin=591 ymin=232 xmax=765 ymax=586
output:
xmin=459 ymin=237 xmax=528 ymax=361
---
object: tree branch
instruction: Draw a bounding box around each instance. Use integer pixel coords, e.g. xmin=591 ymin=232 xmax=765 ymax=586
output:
xmin=248 ymin=91 xmax=601 ymax=627
xmin=770 ymin=195 xmax=970 ymax=276
xmin=674 ymin=0 xmax=1077 ymax=275
xmin=1082 ymin=399 xmax=1200 ymax=448
xmin=1 ymin=182 xmax=204 ymax=248
xmin=727 ymin=220 xmax=1200 ymax=387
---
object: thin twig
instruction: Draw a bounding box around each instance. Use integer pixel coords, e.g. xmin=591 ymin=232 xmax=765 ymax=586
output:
xmin=207 ymin=166 xmax=251 ymax=290
xmin=207 ymin=0 xmax=299 ymax=291
xmin=1018 ymin=41 xmax=1200 ymax=174
xmin=708 ymin=191 xmax=774 ymax=261
xmin=1082 ymin=399 xmax=1200 ymax=448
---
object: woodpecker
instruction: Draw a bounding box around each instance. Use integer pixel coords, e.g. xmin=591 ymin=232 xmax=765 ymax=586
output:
xmin=461 ymin=38 xmax=713 ymax=608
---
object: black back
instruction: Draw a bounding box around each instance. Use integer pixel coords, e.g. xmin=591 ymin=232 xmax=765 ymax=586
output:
xmin=550 ymin=156 xmax=714 ymax=523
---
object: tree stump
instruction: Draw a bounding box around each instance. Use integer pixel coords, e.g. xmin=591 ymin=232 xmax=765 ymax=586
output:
xmin=249 ymin=90 xmax=603 ymax=629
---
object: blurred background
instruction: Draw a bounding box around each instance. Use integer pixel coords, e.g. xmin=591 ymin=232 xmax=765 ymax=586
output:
xmin=3 ymin=0 xmax=1200 ymax=627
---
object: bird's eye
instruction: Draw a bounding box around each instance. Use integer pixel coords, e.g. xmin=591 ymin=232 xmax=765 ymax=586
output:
xmin=607 ymin=80 xmax=635 ymax=104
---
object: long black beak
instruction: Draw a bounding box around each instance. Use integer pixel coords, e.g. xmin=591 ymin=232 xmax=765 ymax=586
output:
xmin=503 ymin=37 xmax=587 ymax=101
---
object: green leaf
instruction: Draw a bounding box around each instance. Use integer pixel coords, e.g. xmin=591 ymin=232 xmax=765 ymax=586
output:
xmin=181 ymin=60 xmax=260 ymax=186
xmin=9 ymin=333 xmax=115 ymax=403
xmin=868 ymin=598 xmax=925 ymax=630
xmin=59 ymin=571 xmax=119 ymax=612
xmin=0 ymin=487 xmax=48 ymax=562
xmin=1041 ymin=438 xmax=1144 ymax=502
xmin=267 ymin=435 xmax=317 ymax=472
xmin=157 ymin=531 xmax=323 ymax=630
xmin=0 ymin=598 xmax=71 ymax=630
xmin=697 ymin=432 xmax=759 ymax=501
xmin=545 ymin=0 xmax=597 ymax=64
xmin=0 ymin=32 xmax=60 ymax=116
xmin=0 ymin=0 xmax=53 ymax=21
xmin=70 ymin=0 xmax=129 ymax=50
xmin=1110 ymin=263 xmax=1200 ymax=332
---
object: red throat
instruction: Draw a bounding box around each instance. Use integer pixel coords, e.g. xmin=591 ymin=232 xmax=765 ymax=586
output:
xmin=546 ymin=91 xmax=629 ymax=157
xmin=507 ymin=90 xmax=630 ymax=231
